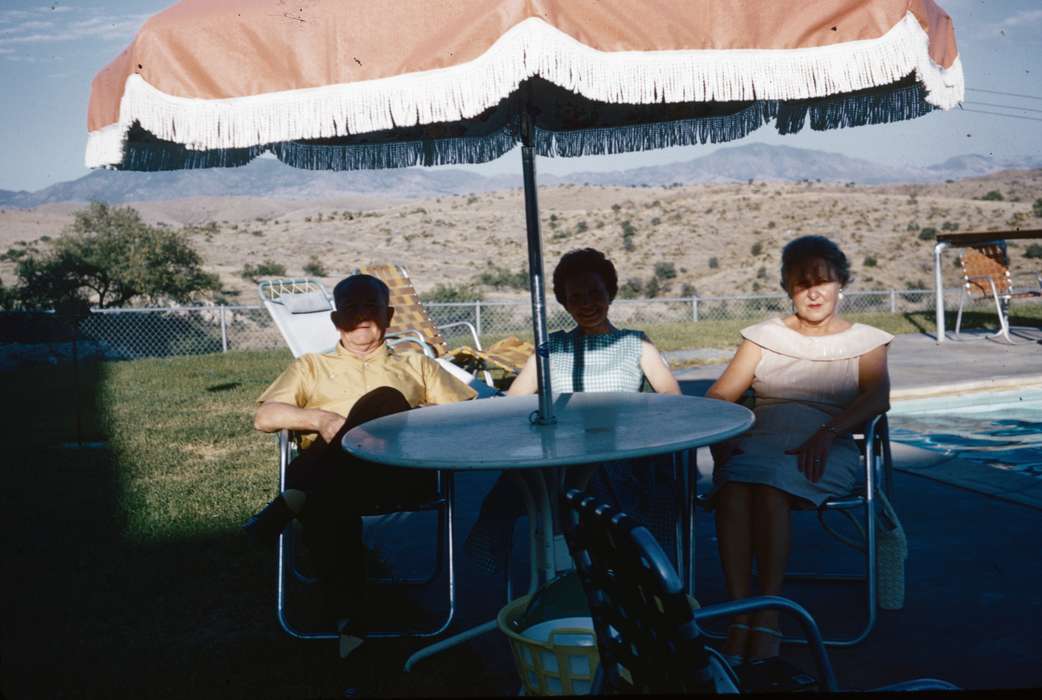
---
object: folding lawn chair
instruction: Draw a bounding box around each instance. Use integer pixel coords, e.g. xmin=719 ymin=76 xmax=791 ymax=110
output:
xmin=256 ymin=277 xmax=480 ymax=640
xmin=356 ymin=264 xmax=532 ymax=386
xmin=954 ymin=240 xmax=1042 ymax=344
xmin=561 ymin=488 xmax=957 ymax=694
xmin=691 ymin=413 xmax=898 ymax=648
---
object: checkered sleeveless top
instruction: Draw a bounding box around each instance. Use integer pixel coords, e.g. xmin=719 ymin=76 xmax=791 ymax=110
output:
xmin=547 ymin=327 xmax=647 ymax=393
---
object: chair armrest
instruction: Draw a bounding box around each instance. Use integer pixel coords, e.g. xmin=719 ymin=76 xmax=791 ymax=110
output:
xmin=386 ymin=331 xmax=437 ymax=358
xmin=692 ymin=595 xmax=839 ymax=692
xmin=1009 ymin=271 xmax=1042 ymax=289
xmin=437 ymin=321 xmax=483 ymax=351
xmin=874 ymin=678 xmax=959 ymax=691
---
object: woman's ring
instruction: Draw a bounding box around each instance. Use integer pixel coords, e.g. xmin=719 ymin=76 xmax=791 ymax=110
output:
xmin=813 ymin=458 xmax=822 ymax=464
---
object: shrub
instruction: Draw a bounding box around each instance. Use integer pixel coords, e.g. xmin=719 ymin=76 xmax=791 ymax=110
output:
xmin=980 ymin=190 xmax=1004 ymax=201
xmin=477 ymin=266 xmax=529 ymax=290
xmin=241 ymin=259 xmax=286 ymax=281
xmin=653 ymin=262 xmax=676 ymax=280
xmin=619 ymin=277 xmax=643 ymax=299
xmin=575 ymin=220 xmax=588 ymax=234
xmin=708 ymin=257 xmax=719 ymax=269
xmin=1025 ymin=244 xmax=1042 ymax=260
xmin=941 ymin=221 xmax=960 ymax=231
xmin=756 ymin=266 xmax=767 ymax=279
xmin=303 ymin=255 xmax=327 ymax=277
xmin=918 ymin=226 xmax=938 ymax=241
xmin=750 ymin=241 xmax=763 ymax=256
xmin=863 ymin=255 xmax=878 ymax=267
xmin=1033 ymin=198 xmax=1042 ymax=218
xmin=644 ymin=276 xmax=661 ymax=298
xmin=421 ymin=283 xmax=481 ymax=303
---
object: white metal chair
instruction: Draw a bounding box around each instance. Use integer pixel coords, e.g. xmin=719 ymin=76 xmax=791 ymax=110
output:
xmin=256 ymin=277 xmax=492 ymax=640
xmin=692 ymin=413 xmax=896 ymax=648
xmin=954 ymin=241 xmax=1042 ymax=344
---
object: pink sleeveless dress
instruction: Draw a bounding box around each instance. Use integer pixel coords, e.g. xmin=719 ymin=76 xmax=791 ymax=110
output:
xmin=712 ymin=317 xmax=894 ymax=507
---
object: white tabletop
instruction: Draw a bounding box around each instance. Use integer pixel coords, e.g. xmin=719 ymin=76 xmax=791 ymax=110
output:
xmin=342 ymin=392 xmax=754 ymax=470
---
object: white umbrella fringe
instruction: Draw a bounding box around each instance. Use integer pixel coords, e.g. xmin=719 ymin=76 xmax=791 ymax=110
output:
xmin=86 ymin=12 xmax=963 ymax=170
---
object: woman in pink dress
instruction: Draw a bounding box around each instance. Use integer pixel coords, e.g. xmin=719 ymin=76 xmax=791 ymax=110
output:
xmin=706 ymin=236 xmax=893 ymax=666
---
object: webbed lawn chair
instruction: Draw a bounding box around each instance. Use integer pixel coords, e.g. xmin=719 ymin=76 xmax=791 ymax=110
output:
xmin=955 ymin=240 xmax=1042 ymax=344
xmin=257 ymin=277 xmax=465 ymax=641
xmin=693 ymin=413 xmax=897 ymax=648
xmin=561 ymin=488 xmax=957 ymax=694
xmin=356 ymin=264 xmax=532 ymax=386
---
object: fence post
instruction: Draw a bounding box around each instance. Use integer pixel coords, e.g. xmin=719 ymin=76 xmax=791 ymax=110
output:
xmin=691 ymin=296 xmax=699 ymax=322
xmin=890 ymin=289 xmax=897 ymax=314
xmin=219 ymin=305 xmax=228 ymax=353
xmin=475 ymin=300 xmax=482 ymax=338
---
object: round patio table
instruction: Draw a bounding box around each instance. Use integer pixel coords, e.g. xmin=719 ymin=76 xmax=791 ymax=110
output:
xmin=343 ymin=391 xmax=754 ymax=671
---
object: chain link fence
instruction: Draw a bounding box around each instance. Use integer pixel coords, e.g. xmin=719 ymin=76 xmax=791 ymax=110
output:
xmin=1 ymin=288 xmax=954 ymax=367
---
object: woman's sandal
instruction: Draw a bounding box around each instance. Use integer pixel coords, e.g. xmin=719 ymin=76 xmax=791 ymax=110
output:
xmin=748 ymin=625 xmax=784 ymax=660
xmin=722 ymin=623 xmax=750 ymax=668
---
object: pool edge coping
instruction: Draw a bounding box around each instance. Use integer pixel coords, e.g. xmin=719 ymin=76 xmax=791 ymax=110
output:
xmin=890 ymin=374 xmax=1042 ymax=401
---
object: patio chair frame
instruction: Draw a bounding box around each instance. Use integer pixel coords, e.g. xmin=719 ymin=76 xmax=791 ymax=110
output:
xmin=954 ymin=240 xmax=1042 ymax=344
xmin=257 ymin=278 xmax=458 ymax=641
xmin=274 ymin=429 xmax=457 ymax=641
xmin=690 ymin=413 xmax=895 ymax=648
xmin=562 ymin=488 xmax=957 ymax=694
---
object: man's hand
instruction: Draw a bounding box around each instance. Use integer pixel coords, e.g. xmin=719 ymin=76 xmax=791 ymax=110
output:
xmin=710 ymin=439 xmax=744 ymax=469
xmin=316 ymin=410 xmax=347 ymax=444
xmin=784 ymin=429 xmax=835 ymax=483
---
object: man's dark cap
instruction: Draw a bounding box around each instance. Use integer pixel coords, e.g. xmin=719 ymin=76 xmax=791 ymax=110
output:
xmin=332 ymin=274 xmax=390 ymax=310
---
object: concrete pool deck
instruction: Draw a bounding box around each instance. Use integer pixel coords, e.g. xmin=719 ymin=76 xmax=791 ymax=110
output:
xmin=674 ymin=330 xmax=1042 ymax=510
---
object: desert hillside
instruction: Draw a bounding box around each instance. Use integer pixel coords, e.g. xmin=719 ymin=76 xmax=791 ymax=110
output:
xmin=2 ymin=169 xmax=1040 ymax=304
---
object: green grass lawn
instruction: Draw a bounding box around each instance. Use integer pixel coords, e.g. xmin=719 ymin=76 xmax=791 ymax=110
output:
xmin=3 ymin=307 xmax=1039 ymax=697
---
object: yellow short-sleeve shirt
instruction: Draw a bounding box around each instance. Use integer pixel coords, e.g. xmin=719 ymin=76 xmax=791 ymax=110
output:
xmin=258 ymin=343 xmax=476 ymax=447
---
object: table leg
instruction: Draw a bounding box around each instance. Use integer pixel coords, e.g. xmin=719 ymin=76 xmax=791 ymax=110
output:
xmin=403 ymin=619 xmax=499 ymax=672
xmin=404 ymin=469 xmax=557 ymax=672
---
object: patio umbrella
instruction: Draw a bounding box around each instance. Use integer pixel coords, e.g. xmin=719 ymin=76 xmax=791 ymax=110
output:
xmin=86 ymin=0 xmax=963 ymax=424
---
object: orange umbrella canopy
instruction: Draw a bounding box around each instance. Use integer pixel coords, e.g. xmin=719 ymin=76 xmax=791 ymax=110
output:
xmin=86 ymin=0 xmax=963 ymax=171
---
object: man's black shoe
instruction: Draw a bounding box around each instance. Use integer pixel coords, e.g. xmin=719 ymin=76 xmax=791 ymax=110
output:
xmin=242 ymin=495 xmax=296 ymax=547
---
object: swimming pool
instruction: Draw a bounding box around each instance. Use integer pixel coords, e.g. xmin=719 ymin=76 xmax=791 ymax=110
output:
xmin=888 ymin=386 xmax=1042 ymax=479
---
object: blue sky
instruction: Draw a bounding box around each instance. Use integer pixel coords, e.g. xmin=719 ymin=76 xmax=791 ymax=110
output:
xmin=0 ymin=0 xmax=1040 ymax=192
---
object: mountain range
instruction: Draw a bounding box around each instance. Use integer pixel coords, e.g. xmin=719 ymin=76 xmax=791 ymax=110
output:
xmin=2 ymin=143 xmax=1039 ymax=209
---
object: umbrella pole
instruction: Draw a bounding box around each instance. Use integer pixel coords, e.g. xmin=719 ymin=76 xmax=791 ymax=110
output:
xmin=521 ymin=115 xmax=555 ymax=425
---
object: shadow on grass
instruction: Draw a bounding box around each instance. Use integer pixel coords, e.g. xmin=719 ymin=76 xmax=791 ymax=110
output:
xmin=0 ymin=356 xmax=515 ymax=699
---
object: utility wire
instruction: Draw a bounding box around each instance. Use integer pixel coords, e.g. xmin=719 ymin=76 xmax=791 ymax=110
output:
xmin=964 ymin=100 xmax=1042 ymax=114
xmin=959 ymin=107 xmax=1042 ymax=123
xmin=965 ymin=87 xmax=1042 ymax=102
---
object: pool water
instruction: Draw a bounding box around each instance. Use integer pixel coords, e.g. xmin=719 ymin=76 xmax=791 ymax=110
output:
xmin=888 ymin=386 xmax=1042 ymax=479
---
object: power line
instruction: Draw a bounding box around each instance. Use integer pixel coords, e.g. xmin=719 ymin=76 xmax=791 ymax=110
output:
xmin=965 ymin=87 xmax=1042 ymax=102
xmin=964 ymin=100 xmax=1042 ymax=114
xmin=959 ymin=107 xmax=1042 ymax=123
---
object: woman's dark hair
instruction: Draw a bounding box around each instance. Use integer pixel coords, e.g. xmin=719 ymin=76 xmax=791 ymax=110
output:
xmin=552 ymin=248 xmax=619 ymax=305
xmin=779 ymin=235 xmax=851 ymax=292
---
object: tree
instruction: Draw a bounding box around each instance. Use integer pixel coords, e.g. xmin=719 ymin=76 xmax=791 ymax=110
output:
xmin=14 ymin=202 xmax=220 ymax=310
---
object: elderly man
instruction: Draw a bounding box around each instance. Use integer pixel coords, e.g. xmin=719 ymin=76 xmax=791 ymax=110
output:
xmin=245 ymin=273 xmax=475 ymax=656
